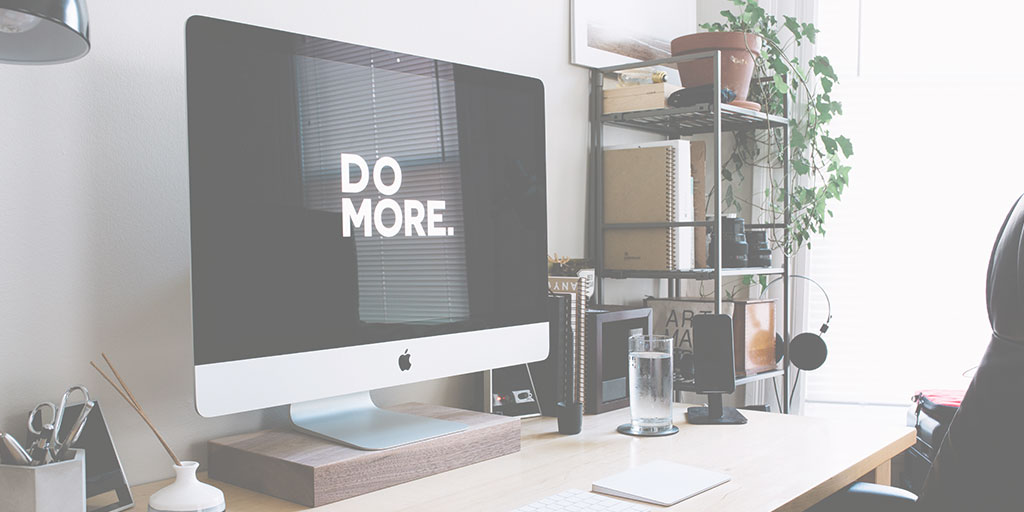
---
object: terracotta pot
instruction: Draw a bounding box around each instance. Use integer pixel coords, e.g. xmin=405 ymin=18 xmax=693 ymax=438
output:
xmin=671 ymin=32 xmax=761 ymax=102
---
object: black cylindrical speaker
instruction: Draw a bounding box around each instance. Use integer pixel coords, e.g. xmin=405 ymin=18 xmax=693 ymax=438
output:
xmin=556 ymin=401 xmax=583 ymax=435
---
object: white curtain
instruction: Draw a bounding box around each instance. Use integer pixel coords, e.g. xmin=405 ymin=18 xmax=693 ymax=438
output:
xmin=740 ymin=0 xmax=817 ymax=414
xmin=803 ymin=1 xmax=1024 ymax=413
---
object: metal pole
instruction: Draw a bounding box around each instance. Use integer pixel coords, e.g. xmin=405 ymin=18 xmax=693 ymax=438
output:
xmin=782 ymin=103 xmax=792 ymax=414
xmin=712 ymin=51 xmax=723 ymax=315
xmin=591 ymin=69 xmax=605 ymax=304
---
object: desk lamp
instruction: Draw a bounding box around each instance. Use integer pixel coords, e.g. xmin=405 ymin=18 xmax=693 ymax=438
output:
xmin=0 ymin=0 xmax=89 ymax=64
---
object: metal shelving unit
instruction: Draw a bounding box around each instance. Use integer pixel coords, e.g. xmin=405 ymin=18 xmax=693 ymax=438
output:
xmin=588 ymin=51 xmax=794 ymax=413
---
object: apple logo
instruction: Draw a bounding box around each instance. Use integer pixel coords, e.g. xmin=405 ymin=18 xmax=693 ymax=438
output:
xmin=398 ymin=349 xmax=412 ymax=371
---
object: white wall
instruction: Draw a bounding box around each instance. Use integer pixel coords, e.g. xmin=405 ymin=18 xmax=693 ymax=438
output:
xmin=0 ymin=0 xmax=593 ymax=484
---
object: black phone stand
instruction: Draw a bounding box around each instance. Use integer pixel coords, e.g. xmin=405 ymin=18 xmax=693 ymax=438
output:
xmin=686 ymin=393 xmax=747 ymax=425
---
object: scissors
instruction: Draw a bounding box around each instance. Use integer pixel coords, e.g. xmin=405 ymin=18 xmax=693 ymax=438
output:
xmin=27 ymin=386 xmax=90 ymax=464
xmin=27 ymin=401 xmax=57 ymax=464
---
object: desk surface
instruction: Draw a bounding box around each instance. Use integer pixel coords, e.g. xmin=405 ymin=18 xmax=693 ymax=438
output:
xmin=130 ymin=407 xmax=914 ymax=512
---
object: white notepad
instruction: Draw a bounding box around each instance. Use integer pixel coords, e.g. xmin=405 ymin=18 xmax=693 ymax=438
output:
xmin=592 ymin=460 xmax=731 ymax=506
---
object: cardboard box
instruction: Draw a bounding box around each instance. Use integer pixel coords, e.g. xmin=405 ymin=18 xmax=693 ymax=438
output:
xmin=603 ymin=82 xmax=682 ymax=114
xmin=646 ymin=298 xmax=778 ymax=377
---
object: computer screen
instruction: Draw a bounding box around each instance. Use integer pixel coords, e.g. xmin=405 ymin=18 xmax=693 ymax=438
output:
xmin=186 ymin=16 xmax=548 ymax=418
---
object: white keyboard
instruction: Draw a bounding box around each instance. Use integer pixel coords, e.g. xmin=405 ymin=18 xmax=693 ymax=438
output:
xmin=512 ymin=489 xmax=651 ymax=512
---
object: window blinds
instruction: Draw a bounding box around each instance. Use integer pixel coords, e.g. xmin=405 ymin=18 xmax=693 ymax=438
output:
xmin=295 ymin=46 xmax=469 ymax=325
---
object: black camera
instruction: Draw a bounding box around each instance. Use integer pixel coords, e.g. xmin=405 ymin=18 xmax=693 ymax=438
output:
xmin=708 ymin=215 xmax=748 ymax=267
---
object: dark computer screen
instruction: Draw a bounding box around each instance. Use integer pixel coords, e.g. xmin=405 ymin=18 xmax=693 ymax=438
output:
xmin=186 ymin=17 xmax=547 ymax=365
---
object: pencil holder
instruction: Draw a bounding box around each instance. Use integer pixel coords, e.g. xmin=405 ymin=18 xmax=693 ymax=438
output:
xmin=0 ymin=449 xmax=86 ymax=512
xmin=148 ymin=461 xmax=225 ymax=512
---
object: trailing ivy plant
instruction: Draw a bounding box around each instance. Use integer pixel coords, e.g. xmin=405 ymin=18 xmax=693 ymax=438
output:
xmin=701 ymin=0 xmax=852 ymax=256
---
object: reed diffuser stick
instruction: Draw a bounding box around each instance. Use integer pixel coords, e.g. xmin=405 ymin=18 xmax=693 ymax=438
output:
xmin=102 ymin=353 xmax=143 ymax=409
xmin=90 ymin=355 xmax=182 ymax=466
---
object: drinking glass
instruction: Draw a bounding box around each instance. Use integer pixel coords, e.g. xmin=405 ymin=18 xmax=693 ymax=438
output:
xmin=618 ymin=334 xmax=677 ymax=436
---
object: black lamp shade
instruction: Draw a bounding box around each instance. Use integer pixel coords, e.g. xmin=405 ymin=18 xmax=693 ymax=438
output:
xmin=0 ymin=0 xmax=89 ymax=64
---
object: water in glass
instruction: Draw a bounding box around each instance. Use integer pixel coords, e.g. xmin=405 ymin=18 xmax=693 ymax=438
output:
xmin=628 ymin=335 xmax=673 ymax=433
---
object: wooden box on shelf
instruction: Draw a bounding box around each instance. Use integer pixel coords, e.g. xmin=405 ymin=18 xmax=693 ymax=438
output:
xmin=602 ymin=82 xmax=682 ymax=114
xmin=646 ymin=298 xmax=777 ymax=377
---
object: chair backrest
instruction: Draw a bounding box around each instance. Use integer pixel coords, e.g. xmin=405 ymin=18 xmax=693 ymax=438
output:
xmin=917 ymin=194 xmax=1024 ymax=510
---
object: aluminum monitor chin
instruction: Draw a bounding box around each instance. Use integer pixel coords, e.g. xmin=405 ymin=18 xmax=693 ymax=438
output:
xmin=185 ymin=16 xmax=549 ymax=442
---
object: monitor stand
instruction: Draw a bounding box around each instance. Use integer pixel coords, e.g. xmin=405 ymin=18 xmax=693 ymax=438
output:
xmin=686 ymin=393 xmax=748 ymax=425
xmin=289 ymin=391 xmax=468 ymax=450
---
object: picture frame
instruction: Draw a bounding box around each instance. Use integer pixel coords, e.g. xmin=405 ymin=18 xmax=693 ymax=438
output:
xmin=570 ymin=0 xmax=697 ymax=70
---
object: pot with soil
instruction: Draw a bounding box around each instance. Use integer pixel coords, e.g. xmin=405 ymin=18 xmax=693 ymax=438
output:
xmin=670 ymin=32 xmax=761 ymax=104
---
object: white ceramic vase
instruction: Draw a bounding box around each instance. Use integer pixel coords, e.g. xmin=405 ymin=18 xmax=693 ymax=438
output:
xmin=148 ymin=461 xmax=225 ymax=512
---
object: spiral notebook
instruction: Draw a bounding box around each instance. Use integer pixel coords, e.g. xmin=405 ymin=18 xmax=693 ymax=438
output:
xmin=603 ymin=142 xmax=694 ymax=271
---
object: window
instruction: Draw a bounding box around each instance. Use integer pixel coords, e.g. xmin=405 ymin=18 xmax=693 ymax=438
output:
xmin=805 ymin=1 xmax=1024 ymax=408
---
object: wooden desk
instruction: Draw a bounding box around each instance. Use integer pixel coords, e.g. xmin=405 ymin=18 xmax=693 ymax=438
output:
xmin=129 ymin=407 xmax=914 ymax=511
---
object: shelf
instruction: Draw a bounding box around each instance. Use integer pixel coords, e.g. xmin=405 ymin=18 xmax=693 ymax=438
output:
xmin=603 ymin=221 xmax=709 ymax=229
xmin=601 ymin=267 xmax=784 ymax=280
xmin=589 ymin=50 xmax=795 ymax=413
xmin=674 ymin=369 xmax=784 ymax=393
xmin=601 ymin=102 xmax=788 ymax=136
xmin=603 ymin=221 xmax=788 ymax=230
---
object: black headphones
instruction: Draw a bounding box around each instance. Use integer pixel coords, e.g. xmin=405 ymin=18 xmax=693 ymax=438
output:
xmin=671 ymin=275 xmax=831 ymax=382
xmin=762 ymin=275 xmax=832 ymax=371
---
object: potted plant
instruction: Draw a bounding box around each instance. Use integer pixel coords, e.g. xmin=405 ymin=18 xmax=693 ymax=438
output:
xmin=671 ymin=31 xmax=762 ymax=105
xmin=680 ymin=0 xmax=853 ymax=260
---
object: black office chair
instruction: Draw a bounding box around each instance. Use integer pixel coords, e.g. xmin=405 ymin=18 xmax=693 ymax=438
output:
xmin=813 ymin=194 xmax=1024 ymax=512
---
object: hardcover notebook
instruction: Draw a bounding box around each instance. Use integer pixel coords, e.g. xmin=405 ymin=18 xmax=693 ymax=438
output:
xmin=603 ymin=142 xmax=694 ymax=271
xmin=592 ymin=460 xmax=731 ymax=506
xmin=547 ymin=276 xmax=588 ymax=404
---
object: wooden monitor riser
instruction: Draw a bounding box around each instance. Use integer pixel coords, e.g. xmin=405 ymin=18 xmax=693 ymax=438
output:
xmin=207 ymin=403 xmax=519 ymax=508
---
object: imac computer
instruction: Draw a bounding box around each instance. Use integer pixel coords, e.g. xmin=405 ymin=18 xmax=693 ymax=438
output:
xmin=185 ymin=16 xmax=549 ymax=450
